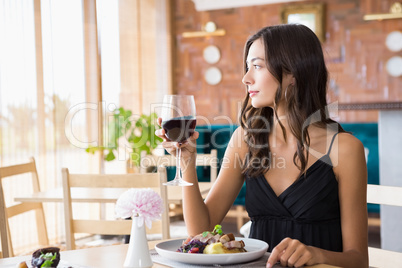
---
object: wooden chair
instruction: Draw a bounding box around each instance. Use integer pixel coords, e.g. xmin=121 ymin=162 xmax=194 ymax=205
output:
xmin=367 ymin=184 xmax=402 ymax=267
xmin=0 ymin=157 xmax=49 ymax=257
xmin=141 ymin=150 xmax=218 ymax=218
xmin=225 ymin=204 xmax=250 ymax=231
xmin=61 ymin=166 xmax=170 ymax=250
xmin=140 ymin=149 xmax=218 ymax=182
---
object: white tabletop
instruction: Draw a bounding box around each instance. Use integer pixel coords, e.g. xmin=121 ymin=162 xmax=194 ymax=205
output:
xmin=0 ymin=240 xmax=340 ymax=268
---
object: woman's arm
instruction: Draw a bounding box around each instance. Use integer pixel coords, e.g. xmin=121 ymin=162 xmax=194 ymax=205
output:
xmin=181 ymin=127 xmax=248 ymax=235
xmin=267 ymin=133 xmax=369 ymax=268
xmin=328 ymin=132 xmax=369 ymax=267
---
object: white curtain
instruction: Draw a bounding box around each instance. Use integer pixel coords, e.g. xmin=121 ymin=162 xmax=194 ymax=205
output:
xmin=0 ymin=0 xmax=105 ymax=254
xmin=0 ymin=0 xmax=169 ymax=255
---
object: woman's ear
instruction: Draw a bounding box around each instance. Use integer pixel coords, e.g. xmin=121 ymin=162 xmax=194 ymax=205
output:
xmin=283 ymin=73 xmax=295 ymax=87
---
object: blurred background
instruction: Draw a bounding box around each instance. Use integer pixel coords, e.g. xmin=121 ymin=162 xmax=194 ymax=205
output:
xmin=0 ymin=0 xmax=401 ymax=255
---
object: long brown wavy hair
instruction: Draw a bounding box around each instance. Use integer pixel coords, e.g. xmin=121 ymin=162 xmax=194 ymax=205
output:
xmin=240 ymin=24 xmax=346 ymax=178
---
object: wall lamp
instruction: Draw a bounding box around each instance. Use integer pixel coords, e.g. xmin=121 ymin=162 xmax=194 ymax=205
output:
xmin=182 ymin=22 xmax=226 ymax=38
xmin=364 ymin=2 xmax=402 ymax=21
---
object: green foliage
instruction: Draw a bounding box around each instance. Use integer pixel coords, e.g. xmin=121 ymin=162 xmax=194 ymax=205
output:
xmin=86 ymin=107 xmax=162 ymax=166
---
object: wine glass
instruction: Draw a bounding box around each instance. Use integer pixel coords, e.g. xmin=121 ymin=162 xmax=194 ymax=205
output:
xmin=160 ymin=95 xmax=196 ymax=186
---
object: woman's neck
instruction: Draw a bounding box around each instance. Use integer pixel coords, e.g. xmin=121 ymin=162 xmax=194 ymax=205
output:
xmin=271 ymin=111 xmax=296 ymax=146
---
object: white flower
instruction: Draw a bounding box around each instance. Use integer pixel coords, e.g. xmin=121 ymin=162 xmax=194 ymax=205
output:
xmin=115 ymin=188 xmax=163 ymax=229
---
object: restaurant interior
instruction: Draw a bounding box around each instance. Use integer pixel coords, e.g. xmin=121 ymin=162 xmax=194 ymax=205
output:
xmin=0 ymin=0 xmax=401 ymax=267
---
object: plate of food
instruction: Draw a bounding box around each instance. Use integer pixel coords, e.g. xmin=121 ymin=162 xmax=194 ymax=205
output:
xmin=13 ymin=247 xmax=89 ymax=268
xmin=155 ymin=225 xmax=268 ymax=265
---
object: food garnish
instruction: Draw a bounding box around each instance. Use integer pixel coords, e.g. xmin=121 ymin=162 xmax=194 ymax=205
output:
xmin=202 ymin=224 xmax=223 ymax=237
xmin=39 ymin=252 xmax=57 ymax=267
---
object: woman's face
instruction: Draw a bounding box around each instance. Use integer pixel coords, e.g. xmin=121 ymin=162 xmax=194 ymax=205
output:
xmin=242 ymin=39 xmax=279 ymax=109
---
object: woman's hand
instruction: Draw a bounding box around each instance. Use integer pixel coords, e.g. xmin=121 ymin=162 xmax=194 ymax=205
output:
xmin=154 ymin=117 xmax=199 ymax=163
xmin=266 ymin=238 xmax=319 ymax=267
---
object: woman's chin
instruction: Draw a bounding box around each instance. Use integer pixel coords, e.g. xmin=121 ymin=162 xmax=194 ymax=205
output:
xmin=251 ymin=99 xmax=271 ymax=109
xmin=250 ymin=99 xmax=261 ymax=108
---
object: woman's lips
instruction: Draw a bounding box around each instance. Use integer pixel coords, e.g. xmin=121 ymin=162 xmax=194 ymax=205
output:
xmin=248 ymin=91 xmax=259 ymax=97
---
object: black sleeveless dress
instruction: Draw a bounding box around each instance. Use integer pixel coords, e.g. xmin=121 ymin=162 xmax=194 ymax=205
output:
xmin=245 ymin=133 xmax=343 ymax=252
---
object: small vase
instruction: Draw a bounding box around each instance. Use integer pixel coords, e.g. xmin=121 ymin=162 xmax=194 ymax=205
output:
xmin=124 ymin=216 xmax=153 ymax=268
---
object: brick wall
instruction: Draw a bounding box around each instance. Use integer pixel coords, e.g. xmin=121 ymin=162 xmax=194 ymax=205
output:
xmin=173 ymin=0 xmax=402 ymax=123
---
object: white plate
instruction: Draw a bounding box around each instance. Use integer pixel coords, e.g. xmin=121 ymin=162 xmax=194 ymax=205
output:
xmin=155 ymin=237 xmax=268 ymax=265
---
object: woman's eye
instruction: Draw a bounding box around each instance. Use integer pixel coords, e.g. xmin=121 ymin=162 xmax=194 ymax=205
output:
xmin=253 ymin=65 xmax=261 ymax=69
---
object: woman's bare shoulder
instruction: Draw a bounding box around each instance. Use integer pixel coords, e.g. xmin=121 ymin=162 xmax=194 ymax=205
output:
xmin=226 ymin=126 xmax=249 ymax=159
xmin=229 ymin=126 xmax=247 ymax=146
xmin=336 ymin=132 xmax=365 ymax=154
xmin=331 ymin=132 xmax=367 ymax=181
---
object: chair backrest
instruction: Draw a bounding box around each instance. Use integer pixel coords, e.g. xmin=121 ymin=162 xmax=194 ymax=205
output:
xmin=0 ymin=157 xmax=49 ymax=258
xmin=140 ymin=149 xmax=218 ymax=183
xmin=367 ymin=184 xmax=402 ymax=267
xmin=61 ymin=166 xmax=170 ymax=250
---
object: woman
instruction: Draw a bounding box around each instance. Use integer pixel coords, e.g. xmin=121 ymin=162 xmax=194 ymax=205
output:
xmin=156 ymin=24 xmax=368 ymax=268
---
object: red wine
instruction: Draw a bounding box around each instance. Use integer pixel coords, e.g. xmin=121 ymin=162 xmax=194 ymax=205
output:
xmin=162 ymin=117 xmax=196 ymax=143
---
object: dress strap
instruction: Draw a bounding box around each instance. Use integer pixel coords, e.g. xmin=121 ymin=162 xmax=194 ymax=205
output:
xmin=326 ymin=132 xmax=339 ymax=155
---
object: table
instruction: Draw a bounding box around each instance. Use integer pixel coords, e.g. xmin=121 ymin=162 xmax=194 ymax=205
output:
xmin=0 ymin=240 xmax=340 ymax=268
xmin=14 ymin=182 xmax=211 ymax=205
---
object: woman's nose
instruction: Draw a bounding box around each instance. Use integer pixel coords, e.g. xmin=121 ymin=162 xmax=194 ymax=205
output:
xmin=242 ymin=72 xmax=252 ymax=85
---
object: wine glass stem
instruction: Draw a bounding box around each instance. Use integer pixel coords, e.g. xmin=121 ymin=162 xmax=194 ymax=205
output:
xmin=176 ymin=146 xmax=182 ymax=180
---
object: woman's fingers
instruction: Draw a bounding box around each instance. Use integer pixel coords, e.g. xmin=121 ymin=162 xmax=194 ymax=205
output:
xmin=155 ymin=118 xmax=166 ymax=140
xmin=293 ymin=249 xmax=313 ymax=267
xmin=161 ymin=141 xmax=178 ymax=156
xmin=279 ymin=248 xmax=296 ymax=267
xmin=267 ymin=237 xmax=292 ymax=268
xmin=180 ymin=131 xmax=199 ymax=145
xmin=179 ymin=131 xmax=198 ymax=154
xmin=155 ymin=128 xmax=165 ymax=138
xmin=285 ymin=244 xmax=305 ymax=267
xmin=155 ymin=119 xmax=199 ymax=159
xmin=266 ymin=249 xmax=279 ymax=267
xmin=266 ymin=238 xmax=315 ymax=268
xmin=190 ymin=130 xmax=199 ymax=141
